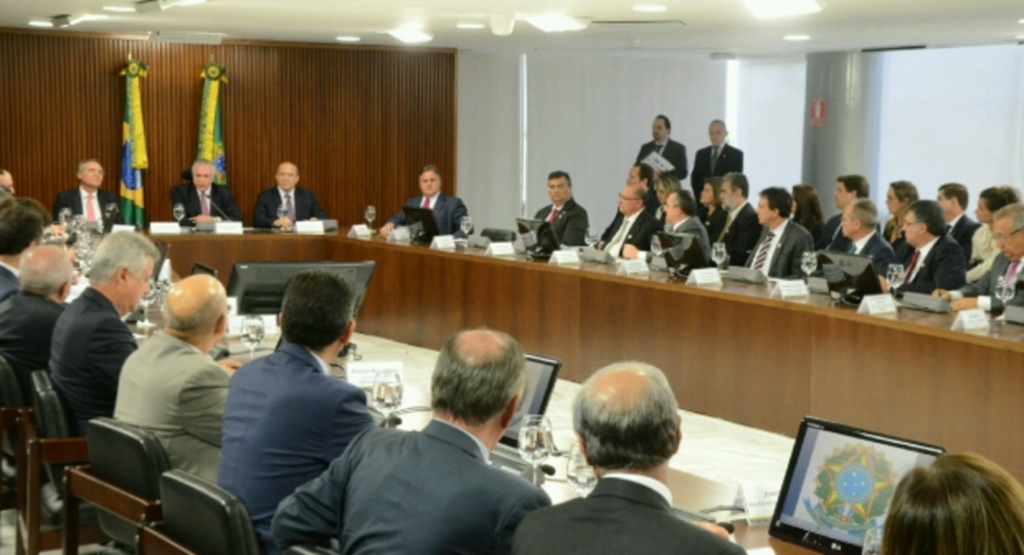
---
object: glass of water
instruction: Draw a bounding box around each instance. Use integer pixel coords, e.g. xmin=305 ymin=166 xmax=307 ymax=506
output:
xmin=886 ymin=263 xmax=905 ymax=298
xmin=365 ymin=205 xmax=376 ymax=231
xmin=651 ymin=235 xmax=663 ymax=257
xmin=584 ymin=228 xmax=598 ymax=248
xmin=372 ymin=372 xmax=404 ymax=427
xmin=59 ymin=208 xmax=72 ymax=232
xmin=995 ymin=275 xmax=1014 ymax=317
xmin=518 ymin=415 xmax=552 ymax=486
xmin=276 ymin=204 xmax=292 ymax=231
xmin=801 ymin=251 xmax=817 ymax=279
xmin=711 ymin=242 xmax=727 ymax=271
xmin=172 ymin=203 xmax=185 ymax=222
xmin=136 ymin=279 xmax=159 ymax=330
xmin=862 ymin=526 xmax=883 ymax=555
xmin=566 ymin=442 xmax=597 ymax=497
xmin=104 ymin=203 xmax=117 ymax=222
xmin=460 ymin=215 xmax=474 ymax=236
xmin=240 ymin=316 xmax=266 ymax=360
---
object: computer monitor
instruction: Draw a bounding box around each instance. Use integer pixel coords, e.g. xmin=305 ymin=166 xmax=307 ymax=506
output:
xmin=770 ymin=416 xmax=944 ymax=555
xmin=817 ymin=251 xmax=882 ymax=306
xmin=656 ymin=232 xmax=707 ymax=277
xmin=498 ymin=354 xmax=562 ymax=449
xmin=226 ymin=261 xmax=376 ymax=316
xmin=515 ymin=218 xmax=559 ymax=259
xmin=189 ymin=262 xmax=218 ymax=277
xmin=402 ymin=207 xmax=440 ymax=244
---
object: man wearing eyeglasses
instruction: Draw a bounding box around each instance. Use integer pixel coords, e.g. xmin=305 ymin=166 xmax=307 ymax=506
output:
xmin=883 ymin=200 xmax=966 ymax=294
xmin=935 ymin=203 xmax=1024 ymax=312
xmin=599 ymin=180 xmax=661 ymax=260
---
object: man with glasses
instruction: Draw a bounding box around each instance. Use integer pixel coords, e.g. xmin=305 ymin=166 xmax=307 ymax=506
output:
xmin=598 ymin=180 xmax=660 ymax=260
xmin=52 ymin=159 xmax=124 ymax=225
xmin=533 ymin=170 xmax=589 ymax=246
xmin=884 ymin=200 xmax=966 ymax=294
xmin=936 ymin=203 xmax=1024 ymax=312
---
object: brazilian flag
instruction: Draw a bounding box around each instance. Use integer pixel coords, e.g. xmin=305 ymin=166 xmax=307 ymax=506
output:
xmin=119 ymin=58 xmax=149 ymax=226
xmin=197 ymin=62 xmax=227 ymax=185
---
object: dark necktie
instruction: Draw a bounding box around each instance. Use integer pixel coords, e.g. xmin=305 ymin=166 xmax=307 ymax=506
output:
xmin=710 ymin=147 xmax=720 ymax=173
xmin=905 ymin=250 xmax=921 ymax=282
xmin=752 ymin=231 xmax=775 ymax=272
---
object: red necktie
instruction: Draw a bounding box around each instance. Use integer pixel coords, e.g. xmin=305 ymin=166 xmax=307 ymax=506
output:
xmin=905 ymin=250 xmax=921 ymax=282
xmin=547 ymin=208 xmax=559 ymax=222
xmin=85 ymin=193 xmax=97 ymax=222
xmin=421 ymin=196 xmax=430 ymax=209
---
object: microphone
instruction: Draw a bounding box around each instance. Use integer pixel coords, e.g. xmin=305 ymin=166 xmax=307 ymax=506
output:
xmin=206 ymin=195 xmax=234 ymax=222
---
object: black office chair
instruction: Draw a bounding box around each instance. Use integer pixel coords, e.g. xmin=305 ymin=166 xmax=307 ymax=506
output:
xmin=0 ymin=355 xmax=25 ymax=512
xmin=481 ymin=228 xmax=517 ymax=242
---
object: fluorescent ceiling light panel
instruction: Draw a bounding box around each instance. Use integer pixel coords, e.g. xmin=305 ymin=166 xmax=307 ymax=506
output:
xmin=783 ymin=34 xmax=810 ymax=41
xmin=103 ymin=5 xmax=136 ymax=12
xmin=69 ymin=14 xmax=110 ymax=25
xmin=743 ymin=0 xmax=821 ymax=19
xmin=387 ymin=28 xmax=433 ymax=43
xmin=632 ymin=5 xmax=668 ymax=12
xmin=29 ymin=20 xmax=55 ymax=27
xmin=336 ymin=35 xmax=361 ymax=42
xmin=176 ymin=0 xmax=208 ymax=6
xmin=521 ymin=14 xmax=588 ymax=33
xmin=456 ymin=22 xmax=485 ymax=29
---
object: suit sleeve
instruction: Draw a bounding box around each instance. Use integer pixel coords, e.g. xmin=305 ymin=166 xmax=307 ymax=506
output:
xmin=732 ymin=219 xmax=762 ymax=266
xmin=497 ymin=487 xmax=552 ymax=555
xmin=935 ymin=245 xmax=968 ymax=292
xmin=309 ymin=193 xmax=328 ymax=220
xmin=90 ymin=317 xmax=138 ymax=392
xmin=252 ymin=191 xmax=275 ymax=228
xmin=450 ymin=197 xmax=470 ymax=238
xmin=170 ymin=186 xmax=187 ymax=211
xmin=387 ymin=200 xmax=409 ymax=226
xmin=560 ymin=209 xmax=589 ymax=246
xmin=635 ymin=144 xmax=649 ymax=165
xmin=733 ymin=148 xmax=744 ymax=172
xmin=179 ymin=365 xmax=229 ymax=447
xmin=219 ymin=189 xmax=244 ymax=223
xmin=785 ymin=232 xmax=815 ymax=279
xmin=668 ymin=144 xmax=688 ymax=181
xmin=323 ymin=387 xmax=375 ymax=462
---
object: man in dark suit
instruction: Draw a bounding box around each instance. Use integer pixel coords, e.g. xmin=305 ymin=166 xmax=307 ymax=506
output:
xmin=533 ymin=170 xmax=589 ymax=246
xmin=887 ymin=200 xmax=967 ymax=294
xmin=937 ymin=203 xmax=1024 ymax=312
xmin=635 ymin=115 xmax=688 ymax=182
xmin=51 ymin=159 xmax=124 ymax=226
xmin=840 ymin=199 xmax=894 ymax=275
xmin=220 ymin=270 xmax=375 ymax=555
xmin=0 ymin=246 xmax=73 ymax=402
xmin=169 ymin=160 xmax=243 ymax=225
xmin=0 ymin=197 xmax=49 ymax=303
xmin=511 ymin=361 xmax=741 ymax=555
xmin=252 ymin=162 xmax=328 ymax=229
xmin=273 ymin=329 xmax=551 ymax=555
xmin=938 ymin=183 xmax=981 ymax=262
xmin=599 ymin=185 xmax=662 ymax=259
xmin=717 ymin=172 xmax=761 ymax=266
xmin=664 ymin=190 xmax=711 ymax=263
xmin=746 ymin=187 xmax=814 ymax=279
xmin=380 ymin=165 xmax=471 ymax=238
xmin=50 ymin=232 xmax=159 ymax=434
xmin=819 ymin=174 xmax=871 ymax=251
xmin=689 ymin=120 xmax=743 ymax=201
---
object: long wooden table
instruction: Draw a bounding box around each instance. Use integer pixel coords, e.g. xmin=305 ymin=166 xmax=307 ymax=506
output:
xmin=160 ymin=230 xmax=1024 ymax=482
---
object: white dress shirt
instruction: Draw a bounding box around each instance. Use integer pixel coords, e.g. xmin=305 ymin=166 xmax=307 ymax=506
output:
xmin=603 ymin=474 xmax=673 ymax=506
xmin=906 ymin=236 xmax=939 ymax=284
xmin=79 ymin=186 xmax=103 ymax=222
xmin=432 ymin=418 xmax=489 ymax=462
xmin=852 ymin=231 xmax=877 ymax=255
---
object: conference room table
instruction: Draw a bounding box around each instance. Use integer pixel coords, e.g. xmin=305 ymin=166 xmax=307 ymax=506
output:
xmin=155 ymin=229 xmax=1024 ymax=483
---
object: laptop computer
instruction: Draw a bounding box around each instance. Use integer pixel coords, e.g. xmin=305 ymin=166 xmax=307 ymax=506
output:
xmin=769 ymin=416 xmax=944 ymax=555
xmin=491 ymin=354 xmax=561 ymax=473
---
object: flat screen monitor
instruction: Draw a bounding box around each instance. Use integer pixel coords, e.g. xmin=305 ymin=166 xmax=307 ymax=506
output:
xmin=817 ymin=252 xmax=882 ymax=306
xmin=515 ymin=218 xmax=559 ymax=259
xmin=657 ymin=232 xmax=706 ymax=277
xmin=769 ymin=416 xmax=944 ymax=555
xmin=402 ymin=207 xmax=440 ymax=244
xmin=498 ymin=354 xmax=562 ymax=449
xmin=227 ymin=261 xmax=375 ymax=316
xmin=189 ymin=262 xmax=218 ymax=277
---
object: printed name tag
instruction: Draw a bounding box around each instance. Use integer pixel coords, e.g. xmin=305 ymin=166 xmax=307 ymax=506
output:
xmin=616 ymin=259 xmax=650 ymax=276
xmin=215 ymin=222 xmax=243 ymax=235
xmin=430 ymin=235 xmax=457 ymax=250
xmin=110 ymin=224 xmax=136 ymax=234
xmin=295 ymin=220 xmax=325 ymax=234
xmin=1005 ymin=306 xmax=1024 ymax=325
xmin=857 ymin=294 xmax=898 ymax=315
xmin=346 ymin=361 xmax=403 ymax=389
xmin=485 ymin=242 xmax=516 ymax=257
xmin=737 ymin=481 xmax=782 ymax=524
xmin=347 ymin=224 xmax=370 ymax=238
xmin=149 ymin=222 xmax=182 ymax=235
xmin=388 ymin=228 xmax=411 ymax=243
xmin=807 ymin=276 xmax=830 ymax=294
xmin=770 ymin=279 xmax=809 ymax=300
xmin=951 ymin=308 xmax=990 ymax=333
xmin=549 ymin=250 xmax=582 ymax=266
xmin=686 ymin=268 xmax=723 ymax=287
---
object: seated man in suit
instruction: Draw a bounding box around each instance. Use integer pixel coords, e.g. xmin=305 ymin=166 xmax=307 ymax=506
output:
xmin=600 ymin=185 xmax=661 ymax=260
xmin=380 ymin=165 xmax=471 ymax=238
xmin=220 ymin=270 xmax=375 ymax=555
xmin=273 ymin=329 xmax=551 ymax=555
xmin=938 ymin=182 xmax=981 ymax=262
xmin=840 ymin=199 xmax=894 ymax=275
xmin=689 ymin=120 xmax=743 ymax=202
xmin=884 ymin=200 xmax=967 ymax=294
xmin=746 ymin=187 xmax=814 ymax=279
xmin=0 ymin=198 xmax=49 ymax=302
xmin=50 ymin=232 xmax=159 ymax=434
xmin=169 ymin=159 xmax=243 ymax=225
xmin=0 ymin=245 xmax=73 ymax=402
xmin=533 ymin=170 xmax=589 ymax=246
xmin=115 ymin=275 xmax=240 ymax=483
xmin=664 ymin=190 xmax=711 ymax=264
xmin=936 ymin=203 xmax=1024 ymax=312
xmin=819 ymin=174 xmax=870 ymax=251
xmin=717 ymin=172 xmax=761 ymax=266
xmin=51 ymin=159 xmax=124 ymax=226
xmin=252 ymin=162 xmax=328 ymax=229
xmin=511 ymin=362 xmax=741 ymax=555
xmin=635 ymin=114 xmax=688 ymax=182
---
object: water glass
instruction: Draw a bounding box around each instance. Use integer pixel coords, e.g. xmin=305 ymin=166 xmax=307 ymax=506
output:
xmin=566 ymin=442 xmax=597 ymax=497
xmin=460 ymin=215 xmax=473 ymax=236
xmin=801 ymin=251 xmax=817 ymax=278
xmin=172 ymin=203 xmax=186 ymax=222
xmin=518 ymin=415 xmax=552 ymax=485
xmin=136 ymin=279 xmax=159 ymax=329
xmin=276 ymin=205 xmax=292 ymax=231
xmin=59 ymin=208 xmax=72 ymax=231
xmin=862 ymin=526 xmax=883 ymax=555
xmin=711 ymin=242 xmax=727 ymax=270
xmin=104 ymin=203 xmax=117 ymax=221
xmin=372 ymin=372 xmax=404 ymax=427
xmin=651 ymin=235 xmax=664 ymax=257
xmin=584 ymin=228 xmax=598 ymax=248
xmin=240 ymin=316 xmax=266 ymax=359
xmin=365 ymin=205 xmax=376 ymax=230
xmin=886 ymin=263 xmax=905 ymax=296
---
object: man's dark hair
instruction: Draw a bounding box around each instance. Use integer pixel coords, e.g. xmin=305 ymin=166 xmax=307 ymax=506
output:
xmin=420 ymin=164 xmax=442 ymax=182
xmin=723 ymin=172 xmax=749 ymax=198
xmin=280 ymin=270 xmax=355 ymax=351
xmin=655 ymin=114 xmax=671 ymax=130
xmin=547 ymin=170 xmax=572 ymax=187
xmin=0 ymin=198 xmax=47 ymax=255
xmin=670 ymin=190 xmax=698 ymax=217
xmin=938 ymin=183 xmax=970 ymax=211
xmin=633 ymin=163 xmax=655 ymax=186
xmin=837 ymin=174 xmax=870 ymax=199
xmin=760 ymin=187 xmax=793 ymax=219
xmin=980 ymin=186 xmax=1021 ymax=213
xmin=907 ymin=200 xmax=947 ymax=237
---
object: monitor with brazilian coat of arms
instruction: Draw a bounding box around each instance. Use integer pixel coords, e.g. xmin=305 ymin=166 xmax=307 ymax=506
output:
xmin=769 ymin=416 xmax=944 ymax=554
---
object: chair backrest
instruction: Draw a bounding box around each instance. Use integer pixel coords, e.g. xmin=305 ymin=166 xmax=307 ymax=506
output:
xmin=0 ymin=355 xmax=24 ymax=409
xmin=30 ymin=370 xmax=75 ymax=490
xmin=481 ymin=228 xmax=517 ymax=242
xmin=160 ymin=470 xmax=260 ymax=555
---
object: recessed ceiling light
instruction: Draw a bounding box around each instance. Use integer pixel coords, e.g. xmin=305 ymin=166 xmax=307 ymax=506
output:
xmin=456 ymin=22 xmax=485 ymax=29
xmin=783 ymin=34 xmax=810 ymax=41
xmin=387 ymin=28 xmax=433 ymax=44
xmin=28 ymin=20 xmax=54 ymax=27
xmin=633 ymin=5 xmax=668 ymax=12
xmin=743 ymin=0 xmax=821 ymax=19
xmin=336 ymin=35 xmax=361 ymax=42
xmin=69 ymin=14 xmax=111 ymax=24
xmin=520 ymin=14 xmax=589 ymax=33
xmin=102 ymin=5 xmax=136 ymax=12
xmin=176 ymin=0 xmax=208 ymax=5
xmin=1017 ymin=35 xmax=1024 ymax=39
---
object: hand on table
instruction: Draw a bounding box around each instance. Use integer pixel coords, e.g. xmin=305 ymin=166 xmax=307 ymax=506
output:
xmin=379 ymin=223 xmax=396 ymax=236
xmin=190 ymin=215 xmax=216 ymax=223
xmin=218 ymin=359 xmax=242 ymax=375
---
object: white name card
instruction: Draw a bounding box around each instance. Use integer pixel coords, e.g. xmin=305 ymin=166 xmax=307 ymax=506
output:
xmin=388 ymin=227 xmax=411 ymax=243
xmin=430 ymin=235 xmax=457 ymax=250
xmin=738 ymin=481 xmax=782 ymax=524
xmin=347 ymin=224 xmax=371 ymax=238
xmin=616 ymin=259 xmax=650 ymax=277
xmin=686 ymin=268 xmax=723 ymax=287
xmin=345 ymin=361 xmax=403 ymax=389
xmin=952 ymin=308 xmax=990 ymax=333
xmin=1005 ymin=306 xmax=1024 ymax=325
xmin=641 ymin=150 xmax=675 ymax=173
xmin=215 ymin=221 xmax=243 ymax=235
xmin=549 ymin=250 xmax=582 ymax=266
xmin=770 ymin=279 xmax=810 ymax=300
xmin=857 ymin=294 xmax=898 ymax=316
xmin=149 ymin=222 xmax=182 ymax=235
xmin=226 ymin=297 xmax=238 ymax=317
xmin=296 ymin=220 xmax=325 ymax=235
xmin=110 ymin=224 xmax=136 ymax=234
xmin=485 ymin=242 xmax=516 ymax=257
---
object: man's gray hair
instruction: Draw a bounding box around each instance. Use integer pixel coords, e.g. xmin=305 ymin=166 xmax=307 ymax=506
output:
xmin=192 ymin=159 xmax=215 ymax=171
xmin=19 ymin=246 xmax=74 ymax=295
xmin=574 ymin=361 xmax=679 ymax=471
xmin=77 ymin=158 xmax=101 ymax=172
xmin=994 ymin=202 xmax=1024 ymax=231
xmin=430 ymin=329 xmax=526 ymax=426
xmin=850 ymin=198 xmax=879 ymax=229
xmin=89 ymin=232 xmax=160 ymax=284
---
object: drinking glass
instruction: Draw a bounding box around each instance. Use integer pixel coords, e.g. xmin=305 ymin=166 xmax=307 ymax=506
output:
xmin=276 ymin=205 xmax=292 ymax=231
xmin=372 ymin=372 xmax=404 ymax=428
xmin=172 ymin=203 xmax=186 ymax=222
xmin=460 ymin=215 xmax=474 ymax=236
xmin=801 ymin=251 xmax=817 ymax=279
xmin=364 ymin=205 xmax=376 ymax=230
xmin=995 ymin=275 xmax=1014 ymax=317
xmin=651 ymin=235 xmax=664 ymax=257
xmin=711 ymin=242 xmax=727 ymax=270
xmin=565 ymin=442 xmax=597 ymax=497
xmin=59 ymin=208 xmax=72 ymax=232
xmin=240 ymin=316 xmax=266 ymax=359
xmin=862 ymin=526 xmax=883 ymax=555
xmin=584 ymin=228 xmax=598 ymax=248
xmin=136 ymin=279 xmax=159 ymax=330
xmin=104 ymin=203 xmax=117 ymax=221
xmin=518 ymin=415 xmax=552 ymax=486
xmin=72 ymin=214 xmax=85 ymax=234
xmin=886 ymin=263 xmax=905 ymax=298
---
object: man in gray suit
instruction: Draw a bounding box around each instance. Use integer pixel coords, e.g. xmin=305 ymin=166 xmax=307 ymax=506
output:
xmin=114 ymin=275 xmax=241 ymax=482
xmin=665 ymin=190 xmax=711 ymax=263
xmin=746 ymin=187 xmax=815 ymax=279
xmin=937 ymin=202 xmax=1024 ymax=313
xmin=273 ymin=328 xmax=551 ymax=555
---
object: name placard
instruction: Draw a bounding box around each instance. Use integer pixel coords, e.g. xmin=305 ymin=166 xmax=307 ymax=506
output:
xmin=295 ymin=220 xmax=325 ymax=234
xmin=345 ymin=361 xmax=404 ymax=390
xmin=346 ymin=224 xmax=370 ymax=238
xmin=549 ymin=250 xmax=582 ymax=266
xmin=387 ymin=227 xmax=411 ymax=243
xmin=770 ymin=279 xmax=809 ymax=300
xmin=430 ymin=235 xmax=457 ymax=250
xmin=951 ymin=308 xmax=990 ymax=333
xmin=467 ymin=235 xmax=491 ymax=249
xmin=149 ymin=222 xmax=182 ymax=235
xmin=900 ymin=292 xmax=951 ymax=313
xmin=109 ymin=224 xmax=135 ymax=234
xmin=807 ymin=276 xmax=830 ymax=294
xmin=485 ymin=242 xmax=516 ymax=257
xmin=725 ymin=266 xmax=767 ymax=284
xmin=616 ymin=259 xmax=650 ymax=277
xmin=737 ymin=481 xmax=782 ymax=524
xmin=686 ymin=268 xmax=723 ymax=287
xmin=215 ymin=222 xmax=243 ymax=235
xmin=857 ymin=294 xmax=898 ymax=315
xmin=1005 ymin=306 xmax=1024 ymax=325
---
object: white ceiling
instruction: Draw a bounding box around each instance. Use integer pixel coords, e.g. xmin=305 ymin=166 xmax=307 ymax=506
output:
xmin=4 ymin=0 xmax=1024 ymax=57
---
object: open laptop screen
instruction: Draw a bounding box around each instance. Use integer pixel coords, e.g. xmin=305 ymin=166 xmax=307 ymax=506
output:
xmin=498 ymin=354 xmax=561 ymax=449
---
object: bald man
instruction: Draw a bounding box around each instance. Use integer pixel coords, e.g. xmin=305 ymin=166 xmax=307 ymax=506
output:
xmin=114 ymin=275 xmax=240 ymax=482
xmin=252 ymin=162 xmax=328 ymax=229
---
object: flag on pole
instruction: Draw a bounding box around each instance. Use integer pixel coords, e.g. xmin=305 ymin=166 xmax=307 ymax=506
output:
xmin=119 ymin=57 xmax=149 ymax=226
xmin=197 ymin=61 xmax=228 ymax=185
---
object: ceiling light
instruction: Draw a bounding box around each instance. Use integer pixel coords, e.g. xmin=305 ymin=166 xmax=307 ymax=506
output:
xmin=1019 ymin=19 xmax=1024 ymax=24
xmin=103 ymin=5 xmax=136 ymax=12
xmin=520 ymin=14 xmax=589 ymax=33
xmin=783 ymin=34 xmax=810 ymax=41
xmin=490 ymin=14 xmax=515 ymax=36
xmin=135 ymin=1 xmax=165 ymax=13
xmin=69 ymin=14 xmax=111 ymax=25
xmin=456 ymin=23 xmax=485 ymax=29
xmin=743 ymin=0 xmax=821 ymax=19
xmin=28 ymin=20 xmax=55 ymax=27
xmin=387 ymin=28 xmax=433 ymax=44
xmin=336 ymin=35 xmax=361 ymax=42
xmin=175 ymin=0 xmax=208 ymax=6
xmin=633 ymin=5 xmax=668 ymax=12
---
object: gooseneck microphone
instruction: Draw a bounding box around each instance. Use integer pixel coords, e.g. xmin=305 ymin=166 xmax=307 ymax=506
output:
xmin=206 ymin=195 xmax=234 ymax=222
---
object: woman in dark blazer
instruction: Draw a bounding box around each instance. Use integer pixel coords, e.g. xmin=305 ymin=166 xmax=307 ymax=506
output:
xmin=884 ymin=181 xmax=919 ymax=253
xmin=699 ymin=176 xmax=728 ymax=243
xmin=792 ymin=184 xmax=825 ymax=246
